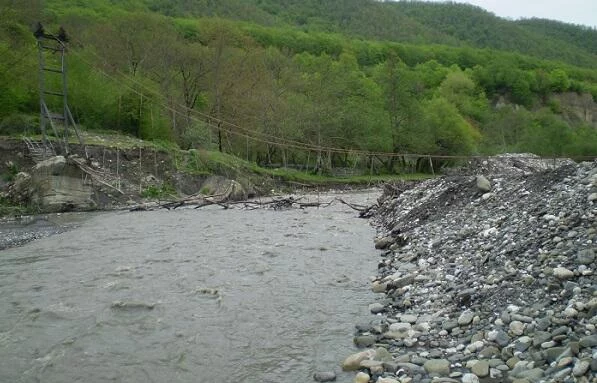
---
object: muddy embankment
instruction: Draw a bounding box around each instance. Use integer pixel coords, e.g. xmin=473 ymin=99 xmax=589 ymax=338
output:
xmin=341 ymin=154 xmax=597 ymax=383
xmin=0 ymin=139 xmax=273 ymax=215
xmin=0 ymin=138 xmax=268 ymax=249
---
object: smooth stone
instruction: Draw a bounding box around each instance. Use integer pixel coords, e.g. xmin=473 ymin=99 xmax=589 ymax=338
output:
xmin=466 ymin=341 xmax=484 ymax=353
xmin=313 ymin=371 xmax=337 ymax=382
xmin=486 ymin=330 xmax=498 ymax=342
xmin=511 ymin=314 xmax=533 ymax=323
xmin=342 ymin=349 xmax=376 ymax=371
xmin=355 ymin=372 xmax=370 ymax=383
xmin=382 ymin=361 xmax=399 ymax=373
xmin=495 ymin=331 xmax=510 ymax=347
xmin=544 ymin=347 xmax=570 ymax=363
xmin=532 ymin=331 xmax=551 ymax=346
xmin=577 ymin=249 xmax=595 ymax=265
xmin=389 ymin=322 xmax=411 ymax=332
xmin=553 ymin=267 xmax=574 ymax=279
xmin=557 ymin=357 xmax=574 ymax=368
xmin=374 ymin=347 xmax=393 ymax=362
xmin=369 ymin=303 xmax=385 ymax=314
xmin=471 ymin=360 xmax=490 ymax=377
xmin=509 ymin=321 xmax=525 ymax=336
xmin=443 ymin=321 xmax=459 ymax=331
xmin=461 ymin=373 xmax=479 ymax=383
xmin=479 ymin=346 xmax=500 ymax=359
xmin=376 ymin=378 xmax=399 ymax=383
xmin=552 ymin=367 xmax=572 ymax=381
xmin=360 ymin=359 xmax=383 ymax=369
xmin=354 ymin=335 xmax=376 ymax=348
xmin=579 ymin=335 xmax=597 ymax=348
xmin=400 ymin=314 xmax=418 ymax=324
xmin=375 ymin=237 xmax=394 ymax=250
xmin=507 ymin=357 xmax=520 ymax=369
xmin=573 ymin=359 xmax=591 ymax=376
xmin=514 ymin=368 xmax=544 ymax=381
xmin=424 ymin=359 xmax=451 ymax=376
xmin=541 ymin=341 xmax=556 ymax=349
xmin=551 ymin=326 xmax=569 ymax=337
xmin=372 ymin=281 xmax=388 ymax=293
xmin=458 ymin=310 xmax=475 ymax=326
xmin=476 ymin=175 xmax=491 ymax=192
xmin=396 ymin=362 xmax=425 ymax=375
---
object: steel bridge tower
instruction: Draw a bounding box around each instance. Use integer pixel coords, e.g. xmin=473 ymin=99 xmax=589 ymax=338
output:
xmin=32 ymin=24 xmax=85 ymax=160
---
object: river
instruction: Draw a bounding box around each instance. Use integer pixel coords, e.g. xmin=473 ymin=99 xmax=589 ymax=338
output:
xmin=0 ymin=191 xmax=379 ymax=383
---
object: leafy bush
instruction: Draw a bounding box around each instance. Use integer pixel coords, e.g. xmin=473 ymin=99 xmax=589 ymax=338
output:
xmin=0 ymin=114 xmax=37 ymax=136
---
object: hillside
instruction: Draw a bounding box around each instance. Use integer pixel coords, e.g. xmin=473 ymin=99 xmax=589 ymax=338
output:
xmin=136 ymin=0 xmax=597 ymax=68
xmin=0 ymin=0 xmax=596 ymax=175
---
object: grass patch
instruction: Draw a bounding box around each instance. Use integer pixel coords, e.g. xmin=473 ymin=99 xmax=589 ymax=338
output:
xmin=1 ymin=161 xmax=19 ymax=182
xmin=141 ymin=183 xmax=177 ymax=199
xmin=0 ymin=197 xmax=34 ymax=217
xmin=254 ymin=167 xmax=433 ymax=185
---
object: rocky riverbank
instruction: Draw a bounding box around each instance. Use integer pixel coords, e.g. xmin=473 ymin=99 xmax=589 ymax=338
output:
xmin=0 ymin=213 xmax=90 ymax=251
xmin=343 ymin=154 xmax=597 ymax=383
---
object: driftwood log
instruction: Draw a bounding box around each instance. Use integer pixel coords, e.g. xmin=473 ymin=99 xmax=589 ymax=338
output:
xmin=130 ymin=194 xmax=372 ymax=213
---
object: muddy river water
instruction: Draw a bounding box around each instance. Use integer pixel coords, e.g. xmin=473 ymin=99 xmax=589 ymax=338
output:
xmin=0 ymin=191 xmax=379 ymax=383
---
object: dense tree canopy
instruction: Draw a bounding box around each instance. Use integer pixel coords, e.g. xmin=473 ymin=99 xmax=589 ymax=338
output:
xmin=0 ymin=0 xmax=595 ymax=169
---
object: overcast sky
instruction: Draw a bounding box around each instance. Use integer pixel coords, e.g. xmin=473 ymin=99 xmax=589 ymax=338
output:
xmin=425 ymin=0 xmax=597 ymax=28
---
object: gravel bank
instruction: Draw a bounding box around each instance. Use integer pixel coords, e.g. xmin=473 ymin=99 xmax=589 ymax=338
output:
xmin=0 ymin=213 xmax=90 ymax=251
xmin=344 ymin=155 xmax=597 ymax=383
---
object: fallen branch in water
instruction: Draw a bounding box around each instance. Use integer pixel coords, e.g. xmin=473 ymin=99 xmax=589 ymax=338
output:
xmin=131 ymin=194 xmax=372 ymax=213
xmin=334 ymin=197 xmax=367 ymax=212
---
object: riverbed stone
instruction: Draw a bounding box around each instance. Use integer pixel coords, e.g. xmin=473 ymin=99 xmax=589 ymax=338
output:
xmin=476 ymin=175 xmax=491 ymax=192
xmin=461 ymin=373 xmax=479 ymax=383
xmin=369 ymin=303 xmax=385 ymax=314
xmin=579 ymin=335 xmax=597 ymax=348
xmin=354 ymin=335 xmax=376 ymax=348
xmin=424 ymin=359 xmax=451 ymax=376
xmin=372 ymin=281 xmax=388 ymax=293
xmin=458 ymin=310 xmax=475 ymax=326
xmin=389 ymin=322 xmax=411 ymax=332
xmin=360 ymin=359 xmax=384 ymax=369
xmin=478 ymin=346 xmax=500 ymax=359
xmin=576 ymin=249 xmax=595 ymax=265
xmin=509 ymin=321 xmax=525 ymax=336
xmin=375 ymin=237 xmax=394 ymax=249
xmin=313 ymin=371 xmax=336 ymax=382
xmin=342 ymin=349 xmax=376 ymax=371
xmin=354 ymin=372 xmax=370 ymax=383
xmin=544 ymin=347 xmax=570 ymax=363
xmin=553 ymin=267 xmax=574 ymax=279
xmin=573 ymin=359 xmax=591 ymax=376
xmin=376 ymin=378 xmax=399 ymax=383
xmin=471 ymin=360 xmax=490 ymax=377
xmin=399 ymin=314 xmax=418 ymax=324
xmin=512 ymin=368 xmax=545 ymax=381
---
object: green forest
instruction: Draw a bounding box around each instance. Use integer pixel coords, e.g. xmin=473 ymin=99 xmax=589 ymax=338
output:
xmin=1 ymin=0 xmax=596 ymax=172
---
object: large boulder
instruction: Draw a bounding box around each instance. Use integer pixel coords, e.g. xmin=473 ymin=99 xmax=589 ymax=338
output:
xmin=200 ymin=176 xmax=247 ymax=201
xmin=30 ymin=156 xmax=96 ymax=212
xmin=475 ymin=175 xmax=491 ymax=192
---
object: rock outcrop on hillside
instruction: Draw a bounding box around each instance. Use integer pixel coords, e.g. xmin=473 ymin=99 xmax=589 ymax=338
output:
xmin=349 ymin=155 xmax=597 ymax=383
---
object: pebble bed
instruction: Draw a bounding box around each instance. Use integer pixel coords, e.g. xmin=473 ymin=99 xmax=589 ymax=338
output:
xmin=338 ymin=155 xmax=597 ymax=383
